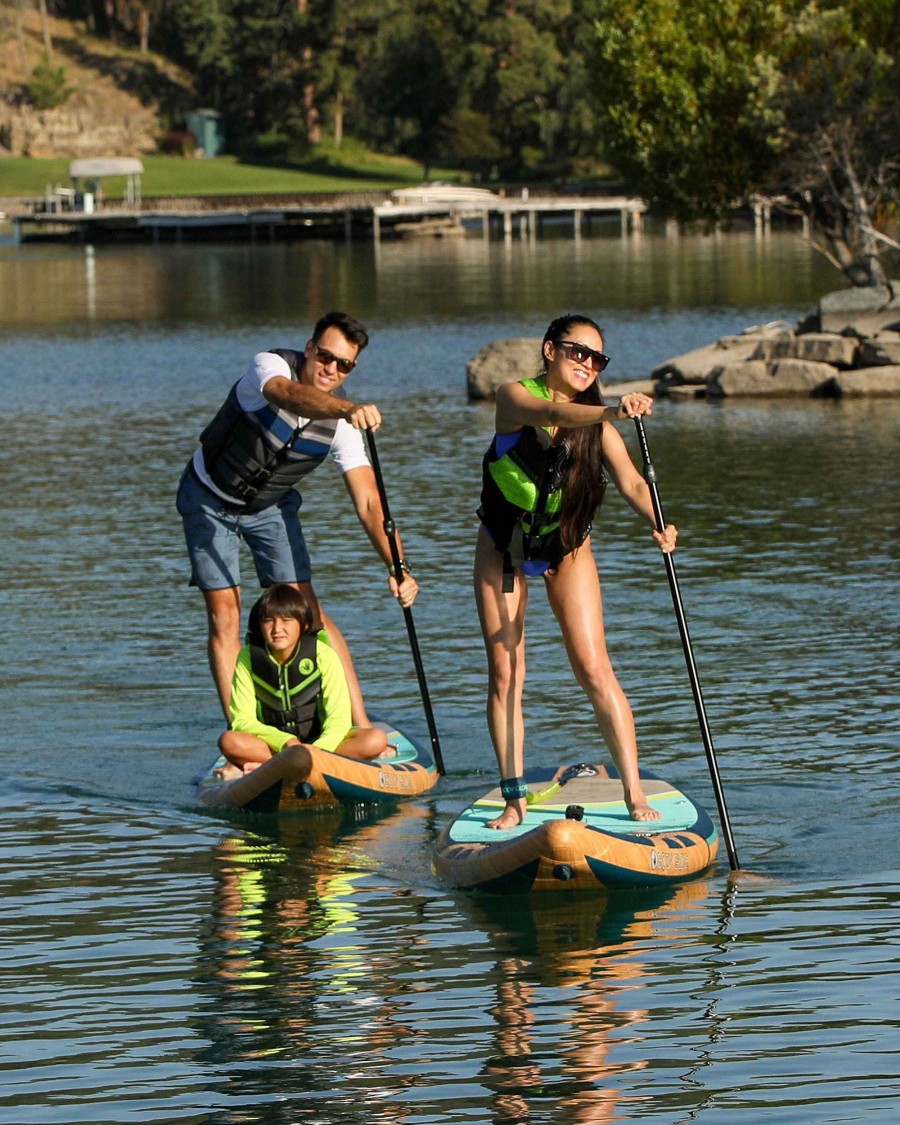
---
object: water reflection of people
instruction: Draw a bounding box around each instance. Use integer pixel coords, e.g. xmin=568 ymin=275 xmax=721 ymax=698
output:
xmin=467 ymin=881 xmax=713 ymax=1123
xmin=196 ymin=808 xmax=429 ymax=1123
xmin=474 ymin=314 xmax=678 ymax=830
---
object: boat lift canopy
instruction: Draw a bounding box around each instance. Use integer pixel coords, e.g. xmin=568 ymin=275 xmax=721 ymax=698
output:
xmin=68 ymin=158 xmax=144 ymax=206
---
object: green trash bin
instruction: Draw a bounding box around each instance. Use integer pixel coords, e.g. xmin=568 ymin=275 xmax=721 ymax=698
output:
xmin=186 ymin=110 xmax=224 ymax=158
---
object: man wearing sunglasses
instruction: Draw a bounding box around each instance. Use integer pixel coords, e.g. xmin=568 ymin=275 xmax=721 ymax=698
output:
xmin=177 ymin=310 xmax=417 ymax=726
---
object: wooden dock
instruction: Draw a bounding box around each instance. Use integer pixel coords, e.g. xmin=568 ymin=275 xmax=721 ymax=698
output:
xmin=11 ymin=188 xmax=648 ymax=245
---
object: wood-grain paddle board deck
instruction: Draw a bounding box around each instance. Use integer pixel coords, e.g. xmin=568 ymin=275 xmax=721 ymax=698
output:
xmin=196 ymin=720 xmax=437 ymax=813
xmin=433 ymin=763 xmax=718 ymax=893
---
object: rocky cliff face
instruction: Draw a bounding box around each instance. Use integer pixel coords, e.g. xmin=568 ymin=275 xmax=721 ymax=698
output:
xmin=0 ymin=13 xmax=191 ymax=158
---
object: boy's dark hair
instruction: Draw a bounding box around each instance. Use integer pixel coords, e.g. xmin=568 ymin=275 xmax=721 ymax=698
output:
xmin=247 ymin=583 xmax=314 ymax=644
xmin=312 ymin=310 xmax=369 ymax=351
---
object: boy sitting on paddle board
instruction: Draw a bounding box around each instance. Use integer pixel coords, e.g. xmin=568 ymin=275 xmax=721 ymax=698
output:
xmin=215 ymin=584 xmax=390 ymax=779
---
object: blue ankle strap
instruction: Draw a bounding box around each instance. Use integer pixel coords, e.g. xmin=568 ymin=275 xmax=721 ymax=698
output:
xmin=500 ymin=776 xmax=528 ymax=801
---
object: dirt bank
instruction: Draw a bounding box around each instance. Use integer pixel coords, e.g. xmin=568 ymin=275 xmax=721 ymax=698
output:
xmin=1 ymin=11 xmax=192 ymax=157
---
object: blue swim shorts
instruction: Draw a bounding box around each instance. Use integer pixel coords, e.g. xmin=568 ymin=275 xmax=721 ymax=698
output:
xmin=176 ymin=466 xmax=312 ymax=591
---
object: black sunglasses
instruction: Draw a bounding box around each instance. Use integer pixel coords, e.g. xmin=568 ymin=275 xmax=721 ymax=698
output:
xmin=556 ymin=340 xmax=610 ymax=372
xmin=315 ymin=346 xmax=356 ymax=375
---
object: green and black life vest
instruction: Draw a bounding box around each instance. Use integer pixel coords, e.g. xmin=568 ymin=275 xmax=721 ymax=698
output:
xmin=478 ymin=375 xmax=604 ymax=590
xmin=249 ymin=630 xmax=323 ymax=741
xmin=199 ymin=348 xmax=339 ymax=511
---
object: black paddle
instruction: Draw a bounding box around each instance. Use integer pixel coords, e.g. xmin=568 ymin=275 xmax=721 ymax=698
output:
xmin=365 ymin=429 xmax=445 ymax=775
xmin=633 ymin=417 xmax=740 ymax=871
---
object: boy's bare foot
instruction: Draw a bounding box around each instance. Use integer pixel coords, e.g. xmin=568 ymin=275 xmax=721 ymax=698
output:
xmin=213 ymin=763 xmax=243 ymax=782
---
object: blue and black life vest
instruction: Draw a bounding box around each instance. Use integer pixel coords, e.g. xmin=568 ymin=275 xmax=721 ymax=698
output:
xmin=199 ymin=348 xmax=338 ymax=511
xmin=478 ymin=378 xmax=604 ymax=589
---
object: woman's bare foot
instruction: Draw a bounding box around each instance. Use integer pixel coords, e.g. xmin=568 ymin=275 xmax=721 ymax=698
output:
xmin=486 ymin=799 xmax=526 ymax=830
xmin=242 ymin=762 xmax=261 ymax=775
xmin=629 ymin=799 xmax=661 ymax=822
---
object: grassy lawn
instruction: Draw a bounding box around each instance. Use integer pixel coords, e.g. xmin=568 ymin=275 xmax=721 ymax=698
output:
xmin=0 ymin=142 xmax=464 ymax=200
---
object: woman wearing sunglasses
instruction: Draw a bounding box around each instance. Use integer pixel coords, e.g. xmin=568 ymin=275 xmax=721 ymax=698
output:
xmin=475 ymin=313 xmax=678 ymax=830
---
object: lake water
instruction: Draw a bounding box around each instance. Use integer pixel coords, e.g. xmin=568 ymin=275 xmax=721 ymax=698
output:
xmin=1 ymin=228 xmax=898 ymax=1123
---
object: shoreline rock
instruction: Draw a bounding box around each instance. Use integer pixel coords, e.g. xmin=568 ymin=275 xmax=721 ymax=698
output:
xmin=654 ymin=283 xmax=900 ymax=399
xmin=466 ymin=285 xmax=900 ymax=401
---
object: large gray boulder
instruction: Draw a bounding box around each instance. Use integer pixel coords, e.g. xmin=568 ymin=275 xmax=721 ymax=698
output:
xmin=818 ymin=282 xmax=900 ymax=336
xmin=467 ymin=338 xmax=541 ymax=400
xmin=827 ymin=366 xmax=900 ymax=396
xmin=650 ymin=287 xmax=900 ymax=399
xmin=652 ymin=324 xmax=792 ymax=388
xmin=707 ymin=359 xmax=837 ymax=397
xmin=748 ymin=332 xmax=858 ymax=368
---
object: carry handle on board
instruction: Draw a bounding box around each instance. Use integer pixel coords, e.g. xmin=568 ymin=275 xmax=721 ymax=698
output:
xmin=633 ymin=417 xmax=740 ymax=871
xmin=365 ymin=429 xmax=445 ymax=775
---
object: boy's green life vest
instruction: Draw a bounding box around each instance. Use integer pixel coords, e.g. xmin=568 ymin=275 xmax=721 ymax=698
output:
xmin=248 ymin=630 xmax=323 ymax=741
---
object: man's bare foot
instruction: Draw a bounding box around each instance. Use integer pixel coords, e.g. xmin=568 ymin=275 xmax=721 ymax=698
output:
xmin=629 ymin=799 xmax=662 ymax=822
xmin=486 ymin=800 xmax=525 ymax=830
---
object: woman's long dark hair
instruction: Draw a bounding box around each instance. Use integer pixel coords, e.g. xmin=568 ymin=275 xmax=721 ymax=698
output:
xmin=541 ymin=315 xmax=607 ymax=554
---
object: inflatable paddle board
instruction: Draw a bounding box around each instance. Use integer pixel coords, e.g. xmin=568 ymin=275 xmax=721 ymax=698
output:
xmin=197 ymin=719 xmax=438 ymax=813
xmin=433 ymin=762 xmax=718 ymax=894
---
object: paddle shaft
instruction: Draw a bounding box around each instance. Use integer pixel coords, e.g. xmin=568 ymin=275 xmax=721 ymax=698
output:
xmin=365 ymin=430 xmax=445 ymax=775
xmin=633 ymin=417 xmax=740 ymax=870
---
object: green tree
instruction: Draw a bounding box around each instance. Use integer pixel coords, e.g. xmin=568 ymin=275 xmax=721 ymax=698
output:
xmin=27 ymin=52 xmax=74 ymax=110
xmin=355 ymin=24 xmax=456 ymax=176
xmin=588 ymin=0 xmax=900 ymax=286
xmin=162 ymin=0 xmax=238 ymax=115
xmin=304 ymin=0 xmax=387 ymax=147
xmin=467 ymin=1 xmax=573 ymax=174
xmin=351 ymin=1 xmax=599 ymax=180
xmin=162 ymin=0 xmax=315 ymax=152
xmin=588 ymin=0 xmax=785 ymax=220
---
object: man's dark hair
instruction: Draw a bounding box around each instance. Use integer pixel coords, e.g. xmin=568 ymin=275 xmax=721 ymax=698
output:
xmin=312 ymin=311 xmax=369 ymax=351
